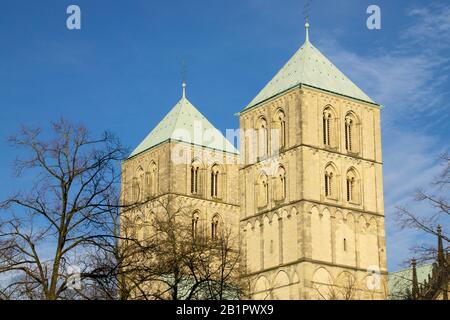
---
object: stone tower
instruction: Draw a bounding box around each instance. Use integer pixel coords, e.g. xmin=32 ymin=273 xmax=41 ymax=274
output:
xmin=238 ymin=23 xmax=387 ymax=299
xmin=121 ymin=83 xmax=240 ymax=298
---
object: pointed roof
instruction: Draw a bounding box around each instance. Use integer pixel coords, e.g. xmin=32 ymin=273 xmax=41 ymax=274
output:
xmin=240 ymin=23 xmax=376 ymax=113
xmin=129 ymin=83 xmax=238 ymax=159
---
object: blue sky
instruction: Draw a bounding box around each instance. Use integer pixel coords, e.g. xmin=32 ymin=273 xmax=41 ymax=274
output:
xmin=0 ymin=0 xmax=449 ymax=271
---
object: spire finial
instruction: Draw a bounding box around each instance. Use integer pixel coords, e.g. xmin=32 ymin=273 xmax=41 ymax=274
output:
xmin=305 ymin=21 xmax=310 ymax=43
xmin=182 ymin=81 xmax=186 ymax=98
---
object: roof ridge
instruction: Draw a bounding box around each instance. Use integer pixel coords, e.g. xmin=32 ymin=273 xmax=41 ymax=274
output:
xmin=390 ymin=263 xmax=433 ymax=275
xmin=171 ymin=97 xmax=190 ymax=133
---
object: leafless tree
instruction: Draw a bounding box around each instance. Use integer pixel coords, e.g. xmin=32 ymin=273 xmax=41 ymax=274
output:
xmin=0 ymin=119 xmax=244 ymax=300
xmin=314 ymin=274 xmax=358 ymax=300
xmin=68 ymin=194 xmax=131 ymax=300
xmin=85 ymin=194 xmax=245 ymax=300
xmin=183 ymin=222 xmax=243 ymax=300
xmin=0 ymin=119 xmax=128 ymax=300
xmin=393 ymin=153 xmax=449 ymax=300
xmin=396 ymin=153 xmax=449 ymax=263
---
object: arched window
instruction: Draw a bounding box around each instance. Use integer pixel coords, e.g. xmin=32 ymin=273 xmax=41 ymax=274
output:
xmin=346 ymin=176 xmax=354 ymax=202
xmin=345 ymin=113 xmax=359 ymax=153
xmin=275 ymin=166 xmax=286 ymax=201
xmin=135 ymin=217 xmax=144 ymax=242
xmin=135 ymin=167 xmax=144 ymax=202
xmin=146 ymin=161 xmax=157 ymax=198
xmin=274 ymin=110 xmax=286 ymax=150
xmin=265 ymin=178 xmax=269 ymax=205
xmin=211 ymin=164 xmax=220 ymax=198
xmin=324 ymin=164 xmax=338 ymax=199
xmin=143 ymin=213 xmax=153 ymax=243
xmin=346 ymin=168 xmax=359 ymax=203
xmin=280 ymin=115 xmax=286 ymax=149
xmin=211 ymin=214 xmax=222 ymax=240
xmin=345 ymin=118 xmax=353 ymax=152
xmin=192 ymin=212 xmax=200 ymax=239
xmin=323 ymin=107 xmax=336 ymax=148
xmin=145 ymin=171 xmax=151 ymax=198
xmin=191 ymin=166 xmax=197 ymax=194
xmin=257 ymin=173 xmax=269 ymax=208
xmin=257 ymin=117 xmax=268 ymax=158
xmin=132 ymin=177 xmax=140 ymax=202
xmin=191 ymin=160 xmax=202 ymax=195
xmin=324 ymin=172 xmax=333 ymax=197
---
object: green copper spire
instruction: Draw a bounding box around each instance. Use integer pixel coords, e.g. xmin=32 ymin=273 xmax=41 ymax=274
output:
xmin=240 ymin=21 xmax=376 ymax=113
xmin=129 ymin=82 xmax=238 ymax=158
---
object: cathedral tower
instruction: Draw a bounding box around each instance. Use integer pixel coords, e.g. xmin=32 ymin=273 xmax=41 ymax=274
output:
xmin=121 ymin=83 xmax=240 ymax=298
xmin=238 ymin=23 xmax=387 ymax=299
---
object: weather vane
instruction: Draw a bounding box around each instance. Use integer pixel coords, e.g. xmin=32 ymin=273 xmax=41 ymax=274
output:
xmin=302 ymin=0 xmax=312 ymax=42
xmin=303 ymin=0 xmax=311 ymax=23
xmin=181 ymin=59 xmax=187 ymax=84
